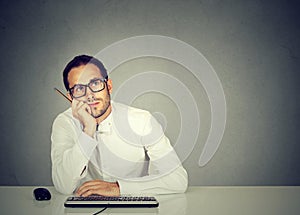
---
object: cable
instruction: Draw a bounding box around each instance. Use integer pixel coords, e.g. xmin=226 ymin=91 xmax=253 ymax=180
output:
xmin=92 ymin=207 xmax=108 ymax=215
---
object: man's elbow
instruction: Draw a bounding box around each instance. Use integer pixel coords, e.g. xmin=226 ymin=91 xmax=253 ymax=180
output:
xmin=177 ymin=170 xmax=188 ymax=193
xmin=52 ymin=173 xmax=76 ymax=195
xmin=170 ymin=167 xmax=188 ymax=194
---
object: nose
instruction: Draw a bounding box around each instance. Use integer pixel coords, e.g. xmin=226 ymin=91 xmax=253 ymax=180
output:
xmin=86 ymin=87 xmax=95 ymax=102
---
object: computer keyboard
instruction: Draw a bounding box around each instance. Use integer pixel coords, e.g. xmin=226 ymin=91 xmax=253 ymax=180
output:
xmin=64 ymin=195 xmax=159 ymax=208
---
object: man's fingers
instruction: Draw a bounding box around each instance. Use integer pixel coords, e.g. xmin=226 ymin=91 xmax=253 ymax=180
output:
xmin=76 ymin=180 xmax=120 ymax=197
xmin=80 ymin=189 xmax=94 ymax=197
xmin=77 ymin=102 xmax=92 ymax=115
xmin=71 ymin=99 xmax=81 ymax=108
xmin=76 ymin=180 xmax=103 ymax=196
xmin=85 ymin=104 xmax=92 ymax=115
xmin=69 ymin=97 xmax=97 ymax=138
xmin=72 ymin=100 xmax=83 ymax=114
xmin=80 ymin=180 xmax=102 ymax=188
xmin=72 ymin=100 xmax=92 ymax=119
xmin=76 ymin=101 xmax=87 ymax=111
xmin=77 ymin=186 xmax=96 ymax=197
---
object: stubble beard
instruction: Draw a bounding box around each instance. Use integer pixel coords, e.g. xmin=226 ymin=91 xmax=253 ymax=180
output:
xmin=91 ymin=94 xmax=111 ymax=119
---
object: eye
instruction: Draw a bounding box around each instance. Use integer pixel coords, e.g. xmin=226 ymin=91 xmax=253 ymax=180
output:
xmin=74 ymin=85 xmax=85 ymax=92
xmin=91 ymin=79 xmax=101 ymax=87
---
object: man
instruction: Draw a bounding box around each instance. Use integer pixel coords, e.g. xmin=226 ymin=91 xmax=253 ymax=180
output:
xmin=51 ymin=55 xmax=188 ymax=197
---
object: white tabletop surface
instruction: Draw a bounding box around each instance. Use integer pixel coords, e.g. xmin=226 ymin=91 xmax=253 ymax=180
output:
xmin=0 ymin=186 xmax=299 ymax=215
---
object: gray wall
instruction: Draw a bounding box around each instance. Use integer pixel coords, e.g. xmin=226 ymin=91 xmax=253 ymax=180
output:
xmin=0 ymin=0 xmax=299 ymax=186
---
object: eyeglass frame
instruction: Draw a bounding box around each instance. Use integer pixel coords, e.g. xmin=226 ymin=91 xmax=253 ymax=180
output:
xmin=68 ymin=77 xmax=108 ymax=98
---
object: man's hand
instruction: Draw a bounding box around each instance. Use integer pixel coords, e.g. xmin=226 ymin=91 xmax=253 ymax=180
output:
xmin=72 ymin=100 xmax=96 ymax=137
xmin=76 ymin=179 xmax=120 ymax=197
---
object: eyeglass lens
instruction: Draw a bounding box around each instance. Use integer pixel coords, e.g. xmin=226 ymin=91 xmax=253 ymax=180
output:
xmin=71 ymin=79 xmax=106 ymax=98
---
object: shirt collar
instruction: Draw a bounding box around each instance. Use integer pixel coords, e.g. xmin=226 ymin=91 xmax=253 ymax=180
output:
xmin=97 ymin=109 xmax=113 ymax=134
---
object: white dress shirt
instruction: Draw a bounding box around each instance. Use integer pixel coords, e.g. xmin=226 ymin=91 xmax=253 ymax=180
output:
xmin=51 ymin=101 xmax=188 ymax=195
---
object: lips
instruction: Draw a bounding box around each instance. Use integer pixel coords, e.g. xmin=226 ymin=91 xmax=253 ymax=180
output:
xmin=88 ymin=102 xmax=100 ymax=107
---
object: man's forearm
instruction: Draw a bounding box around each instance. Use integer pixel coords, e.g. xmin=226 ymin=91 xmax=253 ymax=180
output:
xmin=51 ymin=142 xmax=89 ymax=194
xmin=51 ymin=117 xmax=98 ymax=194
xmin=117 ymin=166 xmax=188 ymax=195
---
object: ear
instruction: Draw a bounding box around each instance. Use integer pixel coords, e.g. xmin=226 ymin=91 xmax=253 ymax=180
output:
xmin=107 ymin=79 xmax=113 ymax=94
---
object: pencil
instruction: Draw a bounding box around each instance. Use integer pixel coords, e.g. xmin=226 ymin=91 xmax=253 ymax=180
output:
xmin=54 ymin=87 xmax=72 ymax=103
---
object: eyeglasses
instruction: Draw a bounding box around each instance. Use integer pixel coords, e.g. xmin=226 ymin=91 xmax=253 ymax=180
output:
xmin=69 ymin=78 xmax=107 ymax=98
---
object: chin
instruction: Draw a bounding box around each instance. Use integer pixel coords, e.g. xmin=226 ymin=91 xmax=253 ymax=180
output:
xmin=92 ymin=110 xmax=105 ymax=119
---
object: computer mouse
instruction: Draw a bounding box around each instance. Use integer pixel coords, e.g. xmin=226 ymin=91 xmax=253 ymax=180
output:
xmin=33 ymin=187 xmax=51 ymax=201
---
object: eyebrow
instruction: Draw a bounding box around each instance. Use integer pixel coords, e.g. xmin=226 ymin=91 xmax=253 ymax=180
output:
xmin=74 ymin=77 xmax=102 ymax=86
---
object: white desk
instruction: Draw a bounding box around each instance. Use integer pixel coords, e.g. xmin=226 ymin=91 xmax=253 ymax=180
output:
xmin=0 ymin=186 xmax=299 ymax=214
